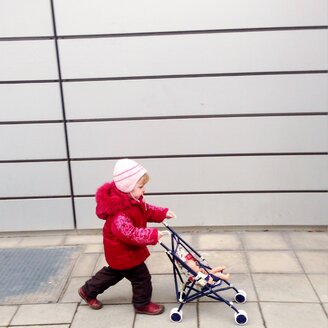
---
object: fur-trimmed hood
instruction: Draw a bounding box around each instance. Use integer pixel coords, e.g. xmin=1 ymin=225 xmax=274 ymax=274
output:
xmin=95 ymin=181 xmax=145 ymax=220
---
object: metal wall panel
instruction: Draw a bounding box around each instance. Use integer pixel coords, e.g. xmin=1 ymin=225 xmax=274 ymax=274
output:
xmin=0 ymin=199 xmax=74 ymax=232
xmin=0 ymin=162 xmax=71 ymax=197
xmin=0 ymin=84 xmax=62 ymax=122
xmin=74 ymin=193 xmax=328 ymax=228
xmin=59 ymin=30 xmax=327 ymax=79
xmin=1 ymin=124 xmax=67 ymax=160
xmin=71 ymin=156 xmax=328 ymax=195
xmin=0 ymin=0 xmax=327 ymax=231
xmin=0 ymin=0 xmax=53 ymax=37
xmin=0 ymin=41 xmax=58 ymax=81
xmin=53 ymin=0 xmax=328 ymax=35
xmin=67 ymin=116 xmax=328 ymax=158
xmin=64 ymin=74 xmax=328 ymax=119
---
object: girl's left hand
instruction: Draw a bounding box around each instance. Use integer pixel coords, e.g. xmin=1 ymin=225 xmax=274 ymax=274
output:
xmin=166 ymin=210 xmax=176 ymax=219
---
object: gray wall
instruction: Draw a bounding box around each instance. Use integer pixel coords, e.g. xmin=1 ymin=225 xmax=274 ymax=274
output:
xmin=0 ymin=0 xmax=327 ymax=231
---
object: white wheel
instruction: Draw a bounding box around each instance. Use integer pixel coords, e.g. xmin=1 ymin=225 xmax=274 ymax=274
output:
xmin=234 ymin=290 xmax=247 ymax=304
xmin=170 ymin=307 xmax=183 ymax=322
xmin=234 ymin=310 xmax=248 ymax=325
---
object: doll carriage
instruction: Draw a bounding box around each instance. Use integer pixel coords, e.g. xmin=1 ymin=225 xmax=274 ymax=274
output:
xmin=159 ymin=221 xmax=248 ymax=325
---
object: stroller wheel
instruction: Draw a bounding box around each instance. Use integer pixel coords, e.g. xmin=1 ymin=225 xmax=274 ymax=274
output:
xmin=170 ymin=307 xmax=183 ymax=322
xmin=234 ymin=310 xmax=248 ymax=325
xmin=234 ymin=290 xmax=247 ymax=304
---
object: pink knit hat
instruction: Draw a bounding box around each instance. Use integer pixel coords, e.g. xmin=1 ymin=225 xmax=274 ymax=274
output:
xmin=113 ymin=159 xmax=147 ymax=193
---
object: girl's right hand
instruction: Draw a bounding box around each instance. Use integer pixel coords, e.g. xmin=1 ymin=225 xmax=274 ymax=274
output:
xmin=158 ymin=230 xmax=170 ymax=239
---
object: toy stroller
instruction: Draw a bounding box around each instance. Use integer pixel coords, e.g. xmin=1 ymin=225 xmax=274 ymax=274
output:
xmin=159 ymin=221 xmax=248 ymax=325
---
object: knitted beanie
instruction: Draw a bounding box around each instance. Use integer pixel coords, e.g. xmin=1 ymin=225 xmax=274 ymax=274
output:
xmin=113 ymin=159 xmax=147 ymax=193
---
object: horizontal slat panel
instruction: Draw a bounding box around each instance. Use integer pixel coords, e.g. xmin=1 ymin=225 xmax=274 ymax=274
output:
xmin=54 ymin=0 xmax=328 ymax=35
xmin=74 ymin=193 xmax=328 ymax=228
xmin=0 ymin=0 xmax=53 ymax=37
xmin=0 ymin=124 xmax=67 ymax=160
xmin=0 ymin=41 xmax=58 ymax=81
xmin=0 ymin=162 xmax=71 ymax=197
xmin=68 ymin=116 xmax=328 ymax=158
xmin=0 ymin=199 xmax=74 ymax=232
xmin=64 ymin=74 xmax=328 ymax=119
xmin=59 ymin=30 xmax=327 ymax=79
xmin=71 ymin=156 xmax=328 ymax=195
xmin=0 ymin=83 xmax=62 ymax=121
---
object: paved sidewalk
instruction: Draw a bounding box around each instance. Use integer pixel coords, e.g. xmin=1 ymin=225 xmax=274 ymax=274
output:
xmin=0 ymin=228 xmax=327 ymax=328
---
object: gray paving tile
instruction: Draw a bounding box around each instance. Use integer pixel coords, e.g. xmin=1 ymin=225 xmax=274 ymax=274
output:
xmin=146 ymin=252 xmax=172 ymax=274
xmin=64 ymin=234 xmax=102 ymax=245
xmin=0 ymin=305 xmax=17 ymax=326
xmin=287 ymin=231 xmax=328 ymax=250
xmin=308 ymin=274 xmax=328 ymax=303
xmin=10 ymin=326 xmax=69 ymax=328
xmin=194 ymin=232 xmax=242 ymax=250
xmin=11 ymin=303 xmax=77 ymax=326
xmin=241 ymin=232 xmax=289 ymax=250
xmin=84 ymin=244 xmax=103 ymax=253
xmin=71 ymin=253 xmax=100 ymax=277
xmin=19 ymin=236 xmax=65 ymax=247
xmin=92 ymin=254 xmax=107 ymax=274
xmin=253 ymin=273 xmax=319 ymax=302
xmin=134 ymin=303 xmax=197 ymax=328
xmin=296 ymin=251 xmax=328 ymax=273
xmin=71 ymin=305 xmax=134 ymax=328
xmin=199 ymin=302 xmax=264 ymax=328
xmin=152 ymin=274 xmax=176 ymax=303
xmin=60 ymin=277 xmax=87 ymax=303
xmin=247 ymin=251 xmax=303 ymax=273
xmin=261 ymin=302 xmax=327 ymax=328
xmin=323 ymin=303 xmax=328 ymax=315
xmin=201 ymin=251 xmax=249 ymax=273
xmin=199 ymin=273 xmax=257 ymax=302
xmin=0 ymin=237 xmax=22 ymax=248
xmin=148 ymin=241 xmax=165 ymax=252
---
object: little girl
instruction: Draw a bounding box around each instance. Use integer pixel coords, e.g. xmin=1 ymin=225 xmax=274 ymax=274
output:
xmin=79 ymin=159 xmax=175 ymax=315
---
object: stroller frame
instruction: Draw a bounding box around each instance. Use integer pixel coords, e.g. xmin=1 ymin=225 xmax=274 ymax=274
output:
xmin=159 ymin=221 xmax=248 ymax=324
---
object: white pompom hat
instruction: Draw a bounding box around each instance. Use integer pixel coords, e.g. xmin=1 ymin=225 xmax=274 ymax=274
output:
xmin=113 ymin=159 xmax=147 ymax=193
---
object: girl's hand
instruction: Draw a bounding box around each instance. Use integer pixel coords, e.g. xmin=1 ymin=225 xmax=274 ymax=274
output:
xmin=158 ymin=231 xmax=164 ymax=239
xmin=158 ymin=230 xmax=170 ymax=239
xmin=166 ymin=210 xmax=176 ymax=219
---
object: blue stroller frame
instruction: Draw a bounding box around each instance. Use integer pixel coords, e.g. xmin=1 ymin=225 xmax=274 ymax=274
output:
xmin=159 ymin=221 xmax=248 ymax=325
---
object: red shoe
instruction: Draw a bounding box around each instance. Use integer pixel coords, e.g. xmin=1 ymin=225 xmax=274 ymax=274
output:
xmin=78 ymin=287 xmax=103 ymax=310
xmin=135 ymin=302 xmax=165 ymax=315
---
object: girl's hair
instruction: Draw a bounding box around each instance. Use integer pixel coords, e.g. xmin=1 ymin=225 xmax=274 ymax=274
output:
xmin=139 ymin=173 xmax=150 ymax=185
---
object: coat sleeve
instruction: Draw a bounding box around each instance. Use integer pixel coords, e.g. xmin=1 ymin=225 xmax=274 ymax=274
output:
xmin=144 ymin=203 xmax=168 ymax=223
xmin=111 ymin=213 xmax=159 ymax=246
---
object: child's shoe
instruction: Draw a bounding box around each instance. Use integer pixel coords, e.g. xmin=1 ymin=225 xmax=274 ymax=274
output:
xmin=78 ymin=287 xmax=103 ymax=310
xmin=134 ymin=302 xmax=164 ymax=315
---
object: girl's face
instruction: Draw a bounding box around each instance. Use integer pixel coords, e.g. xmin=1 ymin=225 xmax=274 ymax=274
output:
xmin=130 ymin=179 xmax=146 ymax=200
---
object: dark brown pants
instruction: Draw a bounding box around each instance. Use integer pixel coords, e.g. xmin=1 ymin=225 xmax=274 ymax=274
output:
xmin=82 ymin=262 xmax=152 ymax=307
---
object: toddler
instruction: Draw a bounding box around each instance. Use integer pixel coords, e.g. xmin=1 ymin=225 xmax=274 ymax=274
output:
xmin=79 ymin=159 xmax=175 ymax=315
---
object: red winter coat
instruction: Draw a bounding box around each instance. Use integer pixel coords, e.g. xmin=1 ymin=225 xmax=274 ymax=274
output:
xmin=95 ymin=181 xmax=168 ymax=270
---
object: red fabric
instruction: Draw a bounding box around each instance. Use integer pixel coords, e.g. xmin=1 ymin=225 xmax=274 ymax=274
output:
xmin=95 ymin=182 xmax=168 ymax=270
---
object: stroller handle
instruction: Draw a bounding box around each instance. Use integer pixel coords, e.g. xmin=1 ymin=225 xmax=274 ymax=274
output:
xmin=161 ymin=220 xmax=205 ymax=261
